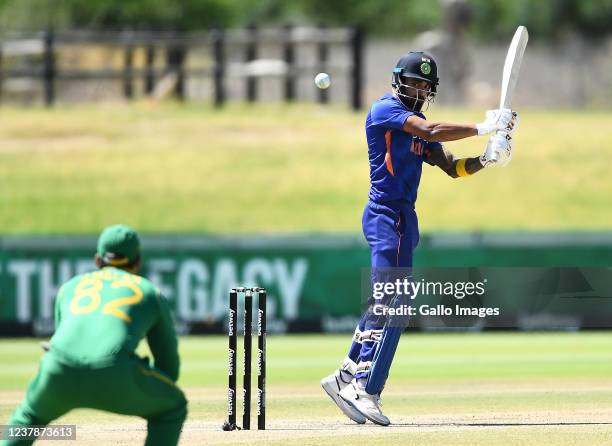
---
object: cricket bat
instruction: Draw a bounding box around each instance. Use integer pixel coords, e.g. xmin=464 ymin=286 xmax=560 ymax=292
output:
xmin=490 ymin=26 xmax=528 ymax=165
xmin=499 ymin=25 xmax=529 ymax=109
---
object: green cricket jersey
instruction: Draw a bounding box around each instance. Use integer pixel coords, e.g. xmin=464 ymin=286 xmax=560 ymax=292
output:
xmin=51 ymin=266 xmax=180 ymax=381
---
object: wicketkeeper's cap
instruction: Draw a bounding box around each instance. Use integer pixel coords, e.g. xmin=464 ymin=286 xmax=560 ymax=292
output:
xmin=97 ymin=224 xmax=140 ymax=267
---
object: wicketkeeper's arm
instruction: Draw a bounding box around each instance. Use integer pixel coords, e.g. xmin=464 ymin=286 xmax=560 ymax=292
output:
xmin=147 ymin=293 xmax=181 ymax=381
xmin=54 ymin=285 xmax=65 ymax=330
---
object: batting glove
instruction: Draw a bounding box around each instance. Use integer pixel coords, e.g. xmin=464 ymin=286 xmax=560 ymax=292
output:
xmin=476 ymin=108 xmax=516 ymax=136
xmin=480 ymin=132 xmax=513 ymax=167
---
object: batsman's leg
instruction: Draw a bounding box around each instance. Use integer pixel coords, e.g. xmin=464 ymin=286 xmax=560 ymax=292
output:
xmin=363 ymin=207 xmax=418 ymax=395
xmin=347 ymin=200 xmax=402 ymax=382
xmin=365 ymin=285 xmax=412 ymax=394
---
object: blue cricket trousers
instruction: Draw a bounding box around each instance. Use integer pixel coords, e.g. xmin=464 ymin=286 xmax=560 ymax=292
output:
xmin=346 ymin=199 xmax=419 ymax=393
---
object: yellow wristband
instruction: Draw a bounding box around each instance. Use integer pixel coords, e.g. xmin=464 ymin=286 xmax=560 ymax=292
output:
xmin=456 ymin=158 xmax=470 ymax=177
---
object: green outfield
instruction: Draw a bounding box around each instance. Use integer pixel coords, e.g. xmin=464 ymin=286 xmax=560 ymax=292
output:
xmin=1 ymin=332 xmax=612 ymax=445
xmin=0 ymin=103 xmax=610 ymax=234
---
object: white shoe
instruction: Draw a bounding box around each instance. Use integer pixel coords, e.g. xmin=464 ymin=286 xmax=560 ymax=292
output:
xmin=339 ymin=380 xmax=390 ymax=426
xmin=321 ymin=371 xmax=367 ymax=424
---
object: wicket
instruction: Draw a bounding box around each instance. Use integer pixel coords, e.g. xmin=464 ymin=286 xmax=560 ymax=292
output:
xmin=222 ymin=287 xmax=267 ymax=431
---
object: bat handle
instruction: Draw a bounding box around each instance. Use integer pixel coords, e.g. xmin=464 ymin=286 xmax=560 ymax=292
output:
xmin=487 ymin=135 xmax=499 ymax=163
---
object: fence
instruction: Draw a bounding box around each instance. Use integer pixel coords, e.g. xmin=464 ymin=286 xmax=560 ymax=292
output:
xmin=0 ymin=26 xmax=364 ymax=109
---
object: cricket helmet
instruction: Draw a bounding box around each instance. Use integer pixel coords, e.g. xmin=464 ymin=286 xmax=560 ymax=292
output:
xmin=392 ymin=51 xmax=439 ymax=111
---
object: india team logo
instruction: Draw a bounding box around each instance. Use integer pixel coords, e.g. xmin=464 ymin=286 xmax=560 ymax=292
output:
xmin=420 ymin=62 xmax=431 ymax=75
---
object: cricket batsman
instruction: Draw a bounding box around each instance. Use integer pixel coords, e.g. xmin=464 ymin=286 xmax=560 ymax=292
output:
xmin=321 ymin=52 xmax=518 ymax=425
xmin=2 ymin=225 xmax=187 ymax=445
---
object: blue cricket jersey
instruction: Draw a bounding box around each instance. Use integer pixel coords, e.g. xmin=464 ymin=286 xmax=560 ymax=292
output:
xmin=366 ymin=93 xmax=442 ymax=205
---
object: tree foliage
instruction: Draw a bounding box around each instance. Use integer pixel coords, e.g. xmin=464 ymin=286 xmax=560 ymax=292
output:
xmin=0 ymin=0 xmax=610 ymax=41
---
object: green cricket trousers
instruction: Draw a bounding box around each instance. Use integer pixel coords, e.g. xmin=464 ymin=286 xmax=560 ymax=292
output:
xmin=3 ymin=351 xmax=187 ymax=446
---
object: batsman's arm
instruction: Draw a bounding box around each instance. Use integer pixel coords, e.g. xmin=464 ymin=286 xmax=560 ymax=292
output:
xmin=404 ymin=109 xmax=517 ymax=142
xmin=427 ymin=145 xmax=484 ymax=178
xmin=404 ymin=115 xmax=477 ymax=142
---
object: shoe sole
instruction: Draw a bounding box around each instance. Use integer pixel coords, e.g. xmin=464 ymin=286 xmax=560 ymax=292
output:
xmin=338 ymin=393 xmax=391 ymax=426
xmin=321 ymin=380 xmax=367 ymax=424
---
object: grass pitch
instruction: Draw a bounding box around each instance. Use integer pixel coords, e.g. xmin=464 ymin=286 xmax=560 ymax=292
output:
xmin=1 ymin=332 xmax=612 ymax=445
xmin=0 ymin=103 xmax=610 ymax=233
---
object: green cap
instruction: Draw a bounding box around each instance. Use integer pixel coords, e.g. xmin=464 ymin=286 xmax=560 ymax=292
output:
xmin=97 ymin=224 xmax=141 ymax=267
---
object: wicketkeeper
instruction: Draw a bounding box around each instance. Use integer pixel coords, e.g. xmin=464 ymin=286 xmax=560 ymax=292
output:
xmin=3 ymin=225 xmax=187 ymax=445
xmin=321 ymin=51 xmax=518 ymax=425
